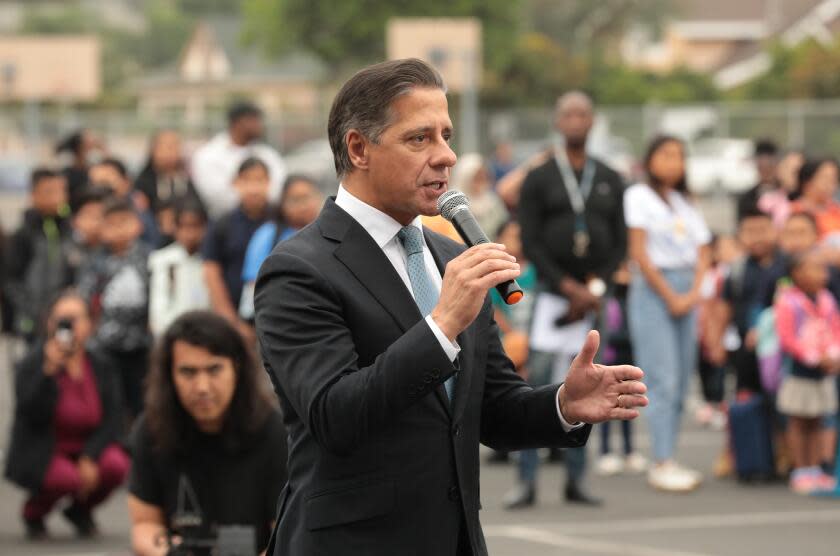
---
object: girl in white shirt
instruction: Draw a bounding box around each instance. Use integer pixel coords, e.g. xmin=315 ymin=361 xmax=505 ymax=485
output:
xmin=624 ymin=135 xmax=712 ymax=492
xmin=148 ymin=198 xmax=211 ymax=336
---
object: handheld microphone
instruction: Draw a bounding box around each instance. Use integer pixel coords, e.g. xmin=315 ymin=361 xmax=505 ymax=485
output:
xmin=437 ymin=190 xmax=524 ymax=305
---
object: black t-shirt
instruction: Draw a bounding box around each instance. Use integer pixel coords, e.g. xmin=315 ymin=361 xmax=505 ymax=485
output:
xmin=129 ymin=410 xmax=288 ymax=553
xmin=518 ymin=157 xmax=626 ymax=287
xmin=201 ymin=206 xmax=267 ymax=307
xmin=722 ymin=253 xmax=786 ymax=337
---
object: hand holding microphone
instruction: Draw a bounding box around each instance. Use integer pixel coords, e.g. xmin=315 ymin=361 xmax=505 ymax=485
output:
xmin=430 ymin=191 xmax=523 ymax=342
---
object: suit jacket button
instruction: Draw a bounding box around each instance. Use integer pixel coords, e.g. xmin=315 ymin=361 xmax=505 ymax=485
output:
xmin=452 ymin=425 xmax=461 ymax=437
xmin=448 ymin=486 xmax=460 ymax=501
xmin=432 ymin=369 xmax=441 ymax=378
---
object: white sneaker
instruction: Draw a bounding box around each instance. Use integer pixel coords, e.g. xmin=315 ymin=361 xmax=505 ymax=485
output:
xmin=647 ymin=461 xmax=702 ymax=492
xmin=673 ymin=461 xmax=704 ymax=483
xmin=694 ymin=403 xmax=714 ymax=426
xmin=624 ymin=452 xmax=648 ymax=474
xmin=595 ymin=453 xmax=625 ymax=476
xmin=709 ymin=409 xmax=728 ymax=431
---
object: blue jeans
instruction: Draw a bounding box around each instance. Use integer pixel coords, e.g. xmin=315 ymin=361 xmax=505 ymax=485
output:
xmin=628 ymin=268 xmax=697 ymax=463
xmin=517 ymin=350 xmax=586 ymax=485
xmin=600 ymin=420 xmax=632 ymax=455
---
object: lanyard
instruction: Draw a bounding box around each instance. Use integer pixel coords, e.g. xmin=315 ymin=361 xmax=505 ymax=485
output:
xmin=553 ymin=139 xmax=595 ymax=216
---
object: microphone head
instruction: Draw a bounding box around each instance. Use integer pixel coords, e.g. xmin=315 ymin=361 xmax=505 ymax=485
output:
xmin=437 ymin=190 xmax=469 ymax=221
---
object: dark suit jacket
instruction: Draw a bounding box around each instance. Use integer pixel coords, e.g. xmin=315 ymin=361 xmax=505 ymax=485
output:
xmin=254 ymin=199 xmax=591 ymax=556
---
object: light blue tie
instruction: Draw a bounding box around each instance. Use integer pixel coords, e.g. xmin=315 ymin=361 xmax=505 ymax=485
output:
xmin=397 ymin=225 xmax=456 ymax=400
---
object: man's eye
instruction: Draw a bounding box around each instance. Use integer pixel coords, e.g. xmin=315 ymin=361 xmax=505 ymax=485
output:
xmin=443 ymin=134 xmax=452 ymax=143
xmin=413 ymin=135 xmax=426 ymax=143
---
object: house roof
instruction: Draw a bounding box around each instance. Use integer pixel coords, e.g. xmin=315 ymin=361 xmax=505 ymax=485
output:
xmin=136 ymin=17 xmax=326 ymax=89
xmin=197 ymin=18 xmax=325 ymax=80
xmin=713 ymin=0 xmax=840 ymax=88
xmin=671 ymin=0 xmax=824 ymax=35
xmin=672 ymin=0 xmax=770 ymax=22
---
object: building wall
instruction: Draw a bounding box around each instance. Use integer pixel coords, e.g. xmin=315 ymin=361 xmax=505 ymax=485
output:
xmin=623 ymin=26 xmax=754 ymax=75
xmin=0 ymin=36 xmax=100 ymax=100
xmin=667 ymin=33 xmax=742 ymax=73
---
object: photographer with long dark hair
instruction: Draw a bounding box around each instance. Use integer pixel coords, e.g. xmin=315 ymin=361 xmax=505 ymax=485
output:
xmin=128 ymin=310 xmax=287 ymax=556
xmin=4 ymin=289 xmax=129 ymax=539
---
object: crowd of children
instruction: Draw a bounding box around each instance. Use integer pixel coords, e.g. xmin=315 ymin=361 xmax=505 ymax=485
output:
xmin=489 ymin=137 xmax=840 ymax=499
xmin=3 ymin=123 xmax=840 ymax=543
xmin=4 ymin=142 xmax=325 ymax=416
xmin=700 ymin=150 xmax=840 ymax=495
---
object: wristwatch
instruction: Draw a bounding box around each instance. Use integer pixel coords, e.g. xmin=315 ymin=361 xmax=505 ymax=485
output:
xmin=587 ymin=277 xmax=607 ymax=298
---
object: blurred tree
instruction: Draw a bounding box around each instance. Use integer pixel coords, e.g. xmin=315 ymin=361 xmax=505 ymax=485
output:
xmin=20 ymin=3 xmax=96 ymax=33
xmin=241 ymin=0 xmax=687 ymax=106
xmin=241 ymin=0 xmax=521 ymax=75
xmin=20 ymin=1 xmax=195 ymax=105
xmin=482 ymin=32 xmax=589 ymax=106
xmin=556 ymin=63 xmax=719 ymax=106
xmin=733 ymin=39 xmax=840 ymax=100
xmin=789 ymin=39 xmax=840 ymax=98
xmin=21 ymin=4 xmax=126 ymax=99
xmin=524 ymin=0 xmax=670 ymax=57
xmin=642 ymin=67 xmax=720 ymax=103
xmin=120 ymin=1 xmax=194 ymax=69
xmin=729 ymin=43 xmax=797 ymax=100
xmin=177 ymin=0 xmax=242 ymax=13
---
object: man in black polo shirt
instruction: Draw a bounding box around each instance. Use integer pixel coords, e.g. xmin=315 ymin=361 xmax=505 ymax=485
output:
xmin=511 ymin=91 xmax=627 ymax=508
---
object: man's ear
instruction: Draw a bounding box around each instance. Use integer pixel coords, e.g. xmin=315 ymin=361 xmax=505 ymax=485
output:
xmin=346 ymin=130 xmax=370 ymax=172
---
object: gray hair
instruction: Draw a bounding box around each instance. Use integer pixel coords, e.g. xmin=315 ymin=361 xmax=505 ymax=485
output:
xmin=328 ymin=58 xmax=446 ymax=178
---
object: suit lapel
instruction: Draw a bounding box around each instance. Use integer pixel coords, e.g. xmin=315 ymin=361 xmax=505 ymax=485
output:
xmin=320 ymin=200 xmax=472 ymax=420
xmin=322 ymin=202 xmax=454 ymax=417
xmin=425 ymin=229 xmax=473 ymax=422
xmin=322 ymin=200 xmax=423 ymax=334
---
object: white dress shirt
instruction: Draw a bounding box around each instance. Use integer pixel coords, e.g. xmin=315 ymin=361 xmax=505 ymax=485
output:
xmin=335 ymin=186 xmax=581 ymax=430
xmin=335 ymin=186 xmax=460 ymax=360
xmin=191 ymin=132 xmax=287 ymax=220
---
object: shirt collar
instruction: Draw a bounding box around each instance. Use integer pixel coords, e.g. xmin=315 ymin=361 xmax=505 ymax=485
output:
xmin=216 ymin=131 xmax=251 ymax=152
xmin=335 ymin=185 xmax=424 ymax=249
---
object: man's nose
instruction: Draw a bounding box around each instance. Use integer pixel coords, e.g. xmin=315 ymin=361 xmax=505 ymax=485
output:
xmin=431 ymin=138 xmax=457 ymax=168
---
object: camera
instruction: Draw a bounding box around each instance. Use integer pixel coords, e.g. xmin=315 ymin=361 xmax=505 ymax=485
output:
xmin=165 ymin=525 xmax=256 ymax=556
xmin=55 ymin=317 xmax=75 ymax=350
xmin=165 ymin=475 xmax=256 ymax=556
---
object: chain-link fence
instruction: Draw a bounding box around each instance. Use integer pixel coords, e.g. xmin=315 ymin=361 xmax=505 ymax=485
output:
xmin=483 ymin=99 xmax=840 ymax=157
xmin=3 ymin=98 xmax=840 ymax=163
xmin=0 ymin=104 xmax=329 ymax=169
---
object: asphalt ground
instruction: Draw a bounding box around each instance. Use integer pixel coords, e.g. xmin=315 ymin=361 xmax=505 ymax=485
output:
xmin=2 ymin=192 xmax=836 ymax=555
xmin=1 ymin=335 xmax=838 ymax=556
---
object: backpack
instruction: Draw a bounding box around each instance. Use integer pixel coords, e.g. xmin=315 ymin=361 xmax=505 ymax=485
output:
xmin=754 ymin=307 xmax=787 ymax=394
xmin=755 ymin=291 xmax=802 ymax=394
xmin=238 ymin=222 xmax=284 ymax=322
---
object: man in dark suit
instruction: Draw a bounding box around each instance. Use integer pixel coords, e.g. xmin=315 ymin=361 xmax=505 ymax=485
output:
xmin=254 ymin=58 xmax=648 ymax=556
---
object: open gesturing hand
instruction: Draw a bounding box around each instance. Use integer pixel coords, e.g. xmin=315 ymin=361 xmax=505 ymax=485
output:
xmin=559 ymin=330 xmax=648 ymax=424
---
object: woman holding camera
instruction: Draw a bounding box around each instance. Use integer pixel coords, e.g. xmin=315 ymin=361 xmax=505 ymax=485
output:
xmin=4 ymin=289 xmax=129 ymax=539
xmin=128 ymin=310 xmax=287 ymax=556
